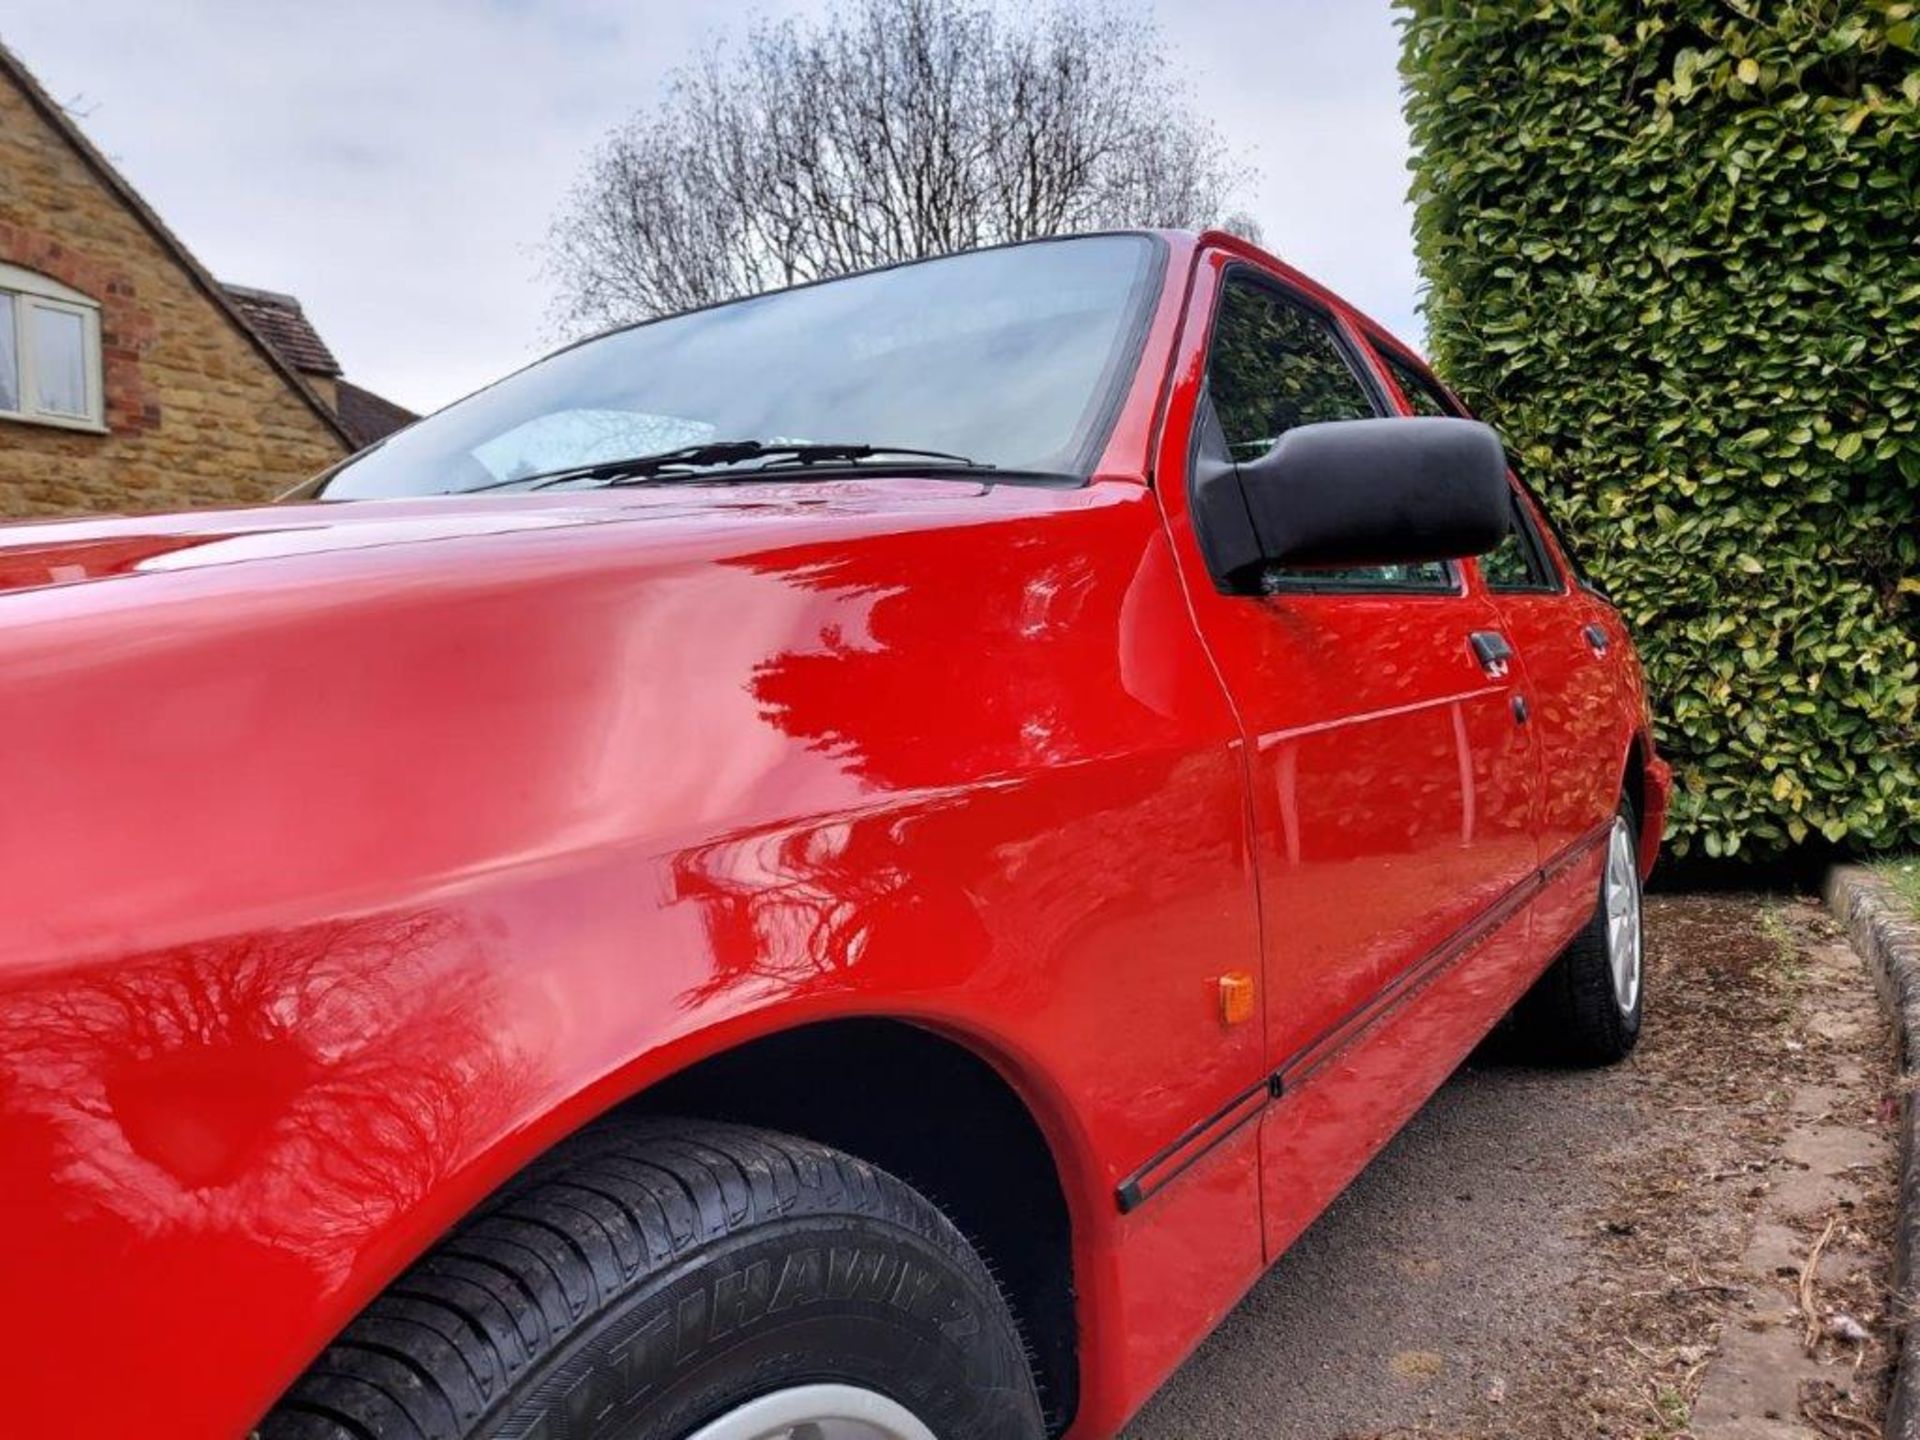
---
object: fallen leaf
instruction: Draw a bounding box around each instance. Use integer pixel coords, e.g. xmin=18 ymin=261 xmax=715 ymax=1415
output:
xmin=1825 ymin=1313 xmax=1869 ymax=1343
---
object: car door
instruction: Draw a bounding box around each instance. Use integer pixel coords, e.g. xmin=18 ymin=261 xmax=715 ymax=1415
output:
xmin=1376 ymin=343 xmax=1626 ymax=950
xmin=1151 ymin=253 xmax=1542 ymax=1257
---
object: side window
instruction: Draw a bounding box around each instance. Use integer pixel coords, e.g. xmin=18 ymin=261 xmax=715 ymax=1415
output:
xmin=1210 ymin=280 xmax=1376 ymax=456
xmin=1381 ymin=350 xmax=1458 ymax=419
xmin=1376 ymin=346 xmax=1570 ymax=595
xmin=1205 ymin=275 xmax=1452 ymax=592
xmin=1481 ymin=493 xmax=1562 ymax=592
xmin=1504 ymin=452 xmax=1600 ymax=594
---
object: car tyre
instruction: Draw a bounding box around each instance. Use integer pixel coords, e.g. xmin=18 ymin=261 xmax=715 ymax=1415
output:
xmin=1510 ymin=797 xmax=1646 ymax=1066
xmin=257 ymin=1119 xmax=1045 ymax=1440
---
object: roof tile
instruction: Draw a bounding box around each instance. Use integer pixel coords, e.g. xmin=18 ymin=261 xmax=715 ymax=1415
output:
xmin=221 ymin=283 xmax=341 ymax=377
xmin=334 ymin=379 xmax=417 ymax=450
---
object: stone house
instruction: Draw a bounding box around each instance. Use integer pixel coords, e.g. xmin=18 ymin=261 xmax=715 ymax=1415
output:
xmin=0 ymin=40 xmax=413 ymax=518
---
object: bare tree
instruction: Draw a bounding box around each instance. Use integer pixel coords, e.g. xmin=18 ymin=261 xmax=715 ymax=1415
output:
xmin=545 ymin=0 xmax=1251 ymax=333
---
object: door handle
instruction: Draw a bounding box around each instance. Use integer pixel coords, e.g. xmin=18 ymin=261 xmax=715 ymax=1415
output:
xmin=1582 ymin=622 xmax=1610 ymax=656
xmin=1469 ymin=630 xmax=1514 ymax=678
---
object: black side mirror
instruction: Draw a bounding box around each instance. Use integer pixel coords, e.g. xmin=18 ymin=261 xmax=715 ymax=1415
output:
xmin=1192 ymin=416 xmax=1513 ymax=590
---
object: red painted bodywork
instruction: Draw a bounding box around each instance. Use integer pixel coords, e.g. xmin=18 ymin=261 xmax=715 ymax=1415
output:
xmin=0 ymin=232 xmax=1668 ymax=1438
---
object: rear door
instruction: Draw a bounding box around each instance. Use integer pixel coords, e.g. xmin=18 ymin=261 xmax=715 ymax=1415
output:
xmin=1151 ymin=253 xmax=1542 ymax=1256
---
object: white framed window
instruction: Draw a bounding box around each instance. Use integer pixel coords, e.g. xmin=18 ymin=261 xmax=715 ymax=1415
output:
xmin=0 ymin=263 xmax=106 ymax=432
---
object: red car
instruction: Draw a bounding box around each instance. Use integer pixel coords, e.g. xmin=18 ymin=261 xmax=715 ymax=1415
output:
xmin=0 ymin=231 xmax=1668 ymax=1440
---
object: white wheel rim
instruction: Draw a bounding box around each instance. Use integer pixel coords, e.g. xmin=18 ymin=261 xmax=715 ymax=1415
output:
xmin=686 ymin=1385 xmax=940 ymax=1440
xmin=1604 ymin=816 xmax=1643 ymax=1014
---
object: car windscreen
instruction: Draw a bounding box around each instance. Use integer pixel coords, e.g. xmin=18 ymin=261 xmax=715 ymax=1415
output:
xmin=318 ymin=234 xmax=1165 ymax=499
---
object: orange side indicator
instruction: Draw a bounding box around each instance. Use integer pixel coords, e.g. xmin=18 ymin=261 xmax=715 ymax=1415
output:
xmin=1218 ymin=971 xmax=1256 ymax=1027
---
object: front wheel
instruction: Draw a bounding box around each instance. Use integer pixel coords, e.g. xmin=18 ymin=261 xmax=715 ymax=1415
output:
xmin=258 ymin=1120 xmax=1045 ymax=1440
xmin=1510 ymin=800 xmax=1646 ymax=1065
xmin=686 ymin=1385 xmax=942 ymax=1439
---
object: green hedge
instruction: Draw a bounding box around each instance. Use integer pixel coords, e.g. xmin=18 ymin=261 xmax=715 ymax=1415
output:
xmin=1398 ymin=1 xmax=1920 ymax=858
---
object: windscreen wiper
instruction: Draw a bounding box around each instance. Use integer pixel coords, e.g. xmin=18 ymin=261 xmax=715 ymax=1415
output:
xmin=465 ymin=441 xmax=991 ymax=494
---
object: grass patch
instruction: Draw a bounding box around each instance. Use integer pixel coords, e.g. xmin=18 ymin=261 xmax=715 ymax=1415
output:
xmin=1873 ymin=858 xmax=1920 ymax=920
xmin=1758 ymin=901 xmax=1810 ymax=996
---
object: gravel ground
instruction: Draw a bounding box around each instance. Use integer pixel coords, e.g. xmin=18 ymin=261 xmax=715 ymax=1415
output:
xmin=1122 ymin=895 xmax=1898 ymax=1440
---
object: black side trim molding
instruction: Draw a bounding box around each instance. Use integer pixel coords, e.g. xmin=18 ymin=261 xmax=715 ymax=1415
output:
xmin=1112 ymin=820 xmax=1613 ymax=1214
xmin=1115 ymin=1074 xmax=1272 ymax=1214
xmin=1273 ymin=863 xmax=1537 ymax=1096
xmin=1543 ymin=820 xmax=1610 ymax=883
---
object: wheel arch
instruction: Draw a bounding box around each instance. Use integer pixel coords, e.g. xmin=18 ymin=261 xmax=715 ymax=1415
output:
xmin=267 ymin=1006 xmax=1091 ymax=1439
xmin=1621 ymin=728 xmax=1665 ymax=875
xmin=629 ymin=1016 xmax=1083 ymax=1434
xmin=1623 ymin=733 xmax=1647 ymax=829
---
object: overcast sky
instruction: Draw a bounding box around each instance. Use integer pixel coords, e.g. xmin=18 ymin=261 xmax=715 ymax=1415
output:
xmin=2 ymin=1 xmax=1422 ymax=415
